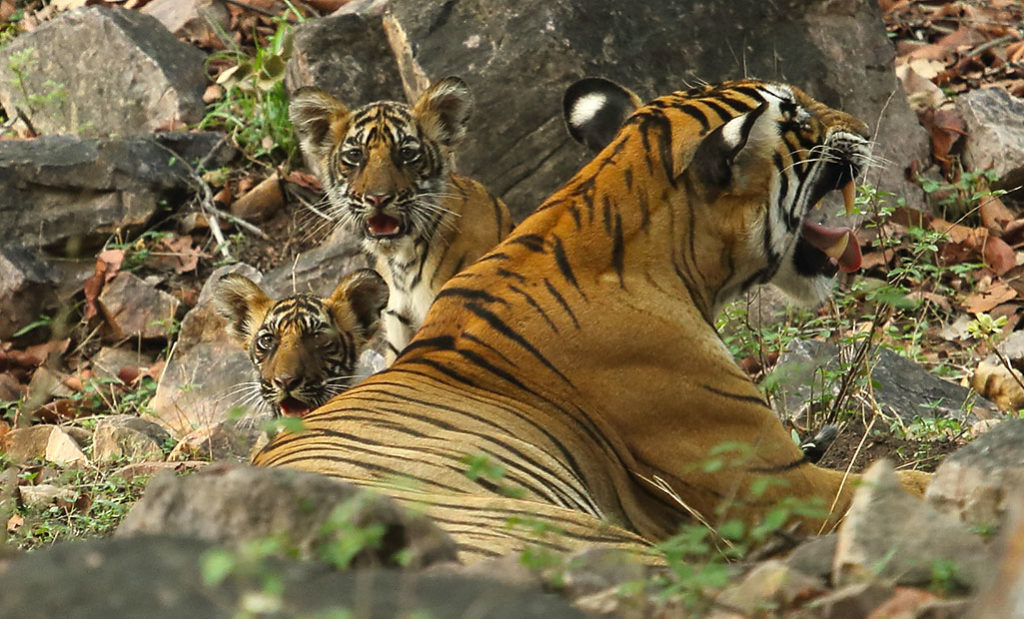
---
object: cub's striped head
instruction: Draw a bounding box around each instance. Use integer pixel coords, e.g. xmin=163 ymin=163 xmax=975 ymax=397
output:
xmin=290 ymin=77 xmax=473 ymax=250
xmin=564 ymin=78 xmax=869 ymax=309
xmin=213 ymin=269 xmax=388 ymax=418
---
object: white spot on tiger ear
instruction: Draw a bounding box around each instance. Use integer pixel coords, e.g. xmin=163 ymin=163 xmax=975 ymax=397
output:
xmin=569 ymin=92 xmax=608 ymax=129
xmin=720 ymin=114 xmax=749 ymax=150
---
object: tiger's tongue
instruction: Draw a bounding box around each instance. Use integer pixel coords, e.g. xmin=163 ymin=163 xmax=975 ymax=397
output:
xmin=802 ymin=220 xmax=862 ymax=273
xmin=279 ymin=397 xmax=311 ymax=417
xmin=367 ymin=214 xmax=399 ymax=236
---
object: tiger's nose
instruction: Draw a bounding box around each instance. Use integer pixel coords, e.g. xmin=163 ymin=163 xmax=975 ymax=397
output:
xmin=273 ymin=374 xmax=300 ymax=392
xmin=365 ymin=193 xmax=392 ymax=208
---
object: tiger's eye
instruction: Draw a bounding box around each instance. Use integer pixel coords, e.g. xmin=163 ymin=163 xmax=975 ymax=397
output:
xmin=398 ymin=145 xmax=421 ymax=163
xmin=255 ymin=332 xmax=276 ymax=352
xmin=341 ymin=148 xmax=364 ymax=166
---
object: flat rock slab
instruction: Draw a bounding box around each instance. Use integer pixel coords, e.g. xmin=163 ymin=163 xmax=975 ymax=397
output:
xmin=92 ymin=415 xmax=170 ymax=463
xmin=770 ymin=339 xmax=996 ymax=425
xmin=0 ymin=536 xmax=589 ymax=619
xmin=0 ymin=6 xmax=206 ymax=137
xmin=383 ymin=0 xmax=928 ymax=220
xmin=927 ymin=418 xmax=1024 ymax=528
xmin=98 ymin=272 xmax=182 ymax=341
xmin=117 ymin=464 xmax=457 ymax=569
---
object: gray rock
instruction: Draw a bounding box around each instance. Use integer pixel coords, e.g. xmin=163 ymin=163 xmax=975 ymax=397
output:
xmin=0 ymin=6 xmax=206 ymax=137
xmin=284 ymin=6 xmax=403 ymax=105
xmin=140 ymin=0 xmax=230 ymax=43
xmin=18 ymin=483 xmax=76 ymax=509
xmin=92 ymin=415 xmax=171 ymax=463
xmin=0 ymin=425 xmax=60 ymax=465
xmin=98 ymin=272 xmax=182 ymax=341
xmin=927 ymin=419 xmax=1024 ymax=528
xmin=958 ymin=87 xmax=1024 ymax=200
xmin=167 ymin=420 xmax=261 ymax=462
xmin=834 ymin=460 xmax=994 ymax=591
xmin=0 ymin=246 xmax=59 ymax=340
xmin=968 ymin=496 xmax=1024 ymax=618
xmin=770 ymin=339 xmax=996 ymax=425
xmin=0 ymin=132 xmax=234 ymax=252
xmin=44 ymin=427 xmax=88 ymax=467
xmin=784 ymin=534 xmax=838 ymax=583
xmin=261 ymin=226 xmax=370 ymax=298
xmin=117 ymin=464 xmax=458 ymax=569
xmin=384 ymin=0 xmax=928 ymax=220
xmin=0 ymin=536 xmax=588 ymax=619
xmin=715 ymin=560 xmax=827 ymax=615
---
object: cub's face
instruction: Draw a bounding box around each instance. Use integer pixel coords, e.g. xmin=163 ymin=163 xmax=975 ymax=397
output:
xmin=290 ymin=77 xmax=474 ymax=251
xmin=213 ymin=270 xmax=388 ymax=418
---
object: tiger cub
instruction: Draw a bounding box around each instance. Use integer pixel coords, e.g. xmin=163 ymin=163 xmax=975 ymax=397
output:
xmin=213 ymin=269 xmax=388 ymax=418
xmin=289 ymin=77 xmax=513 ymax=364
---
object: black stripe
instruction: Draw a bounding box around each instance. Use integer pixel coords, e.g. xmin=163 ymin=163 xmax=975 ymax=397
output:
xmin=611 ymin=211 xmax=625 ymax=288
xmin=543 ymin=278 xmax=580 ymax=329
xmin=700 ymin=383 xmax=767 ymax=406
xmin=435 ymin=287 xmax=511 ymax=307
xmin=510 ymin=234 xmax=546 ymax=252
xmin=463 ymin=302 xmax=574 ymax=387
xmin=550 ymin=235 xmax=583 ymax=296
xmin=507 ymin=284 xmax=559 ymax=334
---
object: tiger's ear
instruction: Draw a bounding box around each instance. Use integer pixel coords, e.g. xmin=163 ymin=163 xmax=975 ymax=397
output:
xmin=328 ymin=269 xmax=389 ymax=337
xmin=289 ymin=87 xmax=351 ymax=176
xmin=563 ymin=77 xmax=643 ymax=152
xmin=213 ymin=274 xmax=273 ymax=347
xmin=688 ymin=101 xmax=769 ymax=193
xmin=413 ymin=76 xmax=473 ymax=147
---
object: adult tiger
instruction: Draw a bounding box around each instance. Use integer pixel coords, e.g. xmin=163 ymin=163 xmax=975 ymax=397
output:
xmin=256 ymin=78 xmax=929 ymax=562
xmin=290 ymin=77 xmax=514 ymax=365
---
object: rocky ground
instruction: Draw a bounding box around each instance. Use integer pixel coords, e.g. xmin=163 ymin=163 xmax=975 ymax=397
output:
xmin=1 ymin=0 xmax=1024 ymax=617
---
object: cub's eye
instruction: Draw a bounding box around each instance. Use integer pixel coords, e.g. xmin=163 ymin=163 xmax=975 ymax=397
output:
xmin=255 ymin=332 xmax=276 ymax=352
xmin=341 ymin=148 xmax=364 ymax=166
xmin=398 ymin=145 xmax=421 ymax=164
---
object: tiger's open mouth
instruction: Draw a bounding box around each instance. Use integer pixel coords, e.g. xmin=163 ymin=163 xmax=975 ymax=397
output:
xmin=279 ymin=396 xmax=313 ymax=417
xmin=795 ymin=165 xmax=863 ymax=278
xmin=365 ymin=213 xmax=403 ymax=238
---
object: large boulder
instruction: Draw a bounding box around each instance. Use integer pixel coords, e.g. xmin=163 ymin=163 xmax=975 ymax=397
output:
xmin=0 ymin=6 xmax=206 ymax=137
xmin=958 ymin=86 xmax=1024 ymax=199
xmin=382 ymin=0 xmax=928 ymax=220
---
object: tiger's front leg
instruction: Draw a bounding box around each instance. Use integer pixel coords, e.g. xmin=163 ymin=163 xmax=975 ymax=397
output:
xmin=381 ymin=303 xmax=416 ymax=365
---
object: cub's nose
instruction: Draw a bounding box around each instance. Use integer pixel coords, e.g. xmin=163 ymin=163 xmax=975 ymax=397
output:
xmin=365 ymin=193 xmax=392 ymax=208
xmin=272 ymin=374 xmax=300 ymax=392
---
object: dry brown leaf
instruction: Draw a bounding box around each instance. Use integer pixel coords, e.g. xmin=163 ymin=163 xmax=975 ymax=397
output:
xmin=963 ymin=281 xmax=1017 ymax=314
xmin=983 ymin=235 xmax=1017 ymax=276
xmin=283 ymin=170 xmax=321 ymax=192
xmin=83 ymin=249 xmax=125 ymax=321
xmin=231 ymin=173 xmax=284 ymax=221
xmin=0 ymin=0 xmax=16 ymax=21
xmin=154 ymin=235 xmax=203 ymax=274
xmin=979 ymin=194 xmax=1016 ymax=234
xmin=6 ymin=514 xmax=24 ymax=534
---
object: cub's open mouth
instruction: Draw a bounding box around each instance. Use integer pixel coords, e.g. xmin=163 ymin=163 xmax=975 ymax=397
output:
xmin=365 ymin=213 xmax=402 ymax=238
xmin=796 ymin=179 xmax=863 ymax=277
xmin=279 ymin=397 xmax=312 ymax=417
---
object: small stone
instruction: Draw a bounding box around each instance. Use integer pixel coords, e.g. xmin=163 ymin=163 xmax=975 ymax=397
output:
xmin=89 ymin=347 xmax=154 ymax=382
xmin=1 ymin=425 xmax=59 ymax=465
xmin=98 ymin=272 xmax=181 ymax=341
xmin=0 ymin=247 xmax=58 ymax=340
xmin=969 ymin=496 xmax=1024 ymax=617
xmin=561 ymin=547 xmax=648 ymax=599
xmin=970 ymin=360 xmax=1024 ymax=412
xmin=167 ymin=421 xmax=260 ymax=462
xmin=229 ymin=173 xmax=284 ymax=222
xmin=0 ymin=372 xmax=23 ymax=402
xmin=784 ymin=534 xmax=838 ymax=583
xmin=927 ymin=419 xmax=1024 ymax=529
xmin=45 ymin=427 xmax=87 ymax=467
xmin=26 ymin=366 xmax=74 ymax=404
xmin=18 ymin=484 xmax=76 ymax=509
xmin=92 ymin=415 xmax=170 ymax=463
xmin=834 ymin=460 xmax=994 ymax=591
xmin=715 ymin=560 xmax=827 ymax=615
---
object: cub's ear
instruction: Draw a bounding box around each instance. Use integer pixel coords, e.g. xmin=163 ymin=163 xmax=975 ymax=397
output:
xmin=413 ymin=76 xmax=473 ymax=147
xmin=688 ymin=100 xmax=769 ymax=194
xmin=289 ymin=87 xmax=351 ymax=176
xmin=213 ymin=274 xmax=273 ymax=347
xmin=563 ymin=77 xmax=643 ymax=152
xmin=329 ymin=269 xmax=389 ymax=337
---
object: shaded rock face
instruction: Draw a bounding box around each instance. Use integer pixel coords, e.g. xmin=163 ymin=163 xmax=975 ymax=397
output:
xmin=0 ymin=6 xmax=206 ymax=137
xmin=382 ymin=0 xmax=928 ymax=220
xmin=958 ymin=87 xmax=1024 ymax=199
xmin=0 ymin=536 xmax=589 ymax=619
xmin=927 ymin=418 xmax=1024 ymax=528
xmin=117 ymin=464 xmax=458 ymax=569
